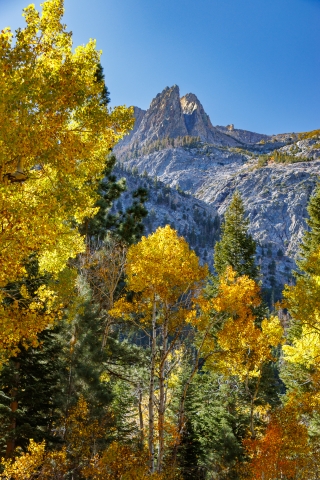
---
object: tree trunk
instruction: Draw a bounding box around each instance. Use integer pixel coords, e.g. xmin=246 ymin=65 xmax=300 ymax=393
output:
xmin=172 ymin=328 xmax=211 ymax=465
xmin=246 ymin=375 xmax=261 ymax=439
xmin=157 ymin=317 xmax=168 ymax=473
xmin=148 ymin=296 xmax=157 ymax=473
xmin=138 ymin=383 xmax=144 ymax=449
xmin=5 ymin=361 xmax=20 ymax=458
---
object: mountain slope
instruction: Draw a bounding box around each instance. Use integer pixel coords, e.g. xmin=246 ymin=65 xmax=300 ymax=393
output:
xmin=114 ymin=85 xmax=320 ymax=302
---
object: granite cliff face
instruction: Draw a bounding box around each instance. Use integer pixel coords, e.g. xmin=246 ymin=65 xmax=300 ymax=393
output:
xmin=129 ymin=86 xmax=187 ymax=143
xmin=114 ymin=85 xmax=320 ymax=301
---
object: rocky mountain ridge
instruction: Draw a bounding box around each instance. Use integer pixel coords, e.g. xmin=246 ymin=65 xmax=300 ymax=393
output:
xmin=114 ymin=85 xmax=320 ymax=303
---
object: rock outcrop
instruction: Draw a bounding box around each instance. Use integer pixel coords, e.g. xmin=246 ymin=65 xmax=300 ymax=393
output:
xmin=129 ymin=85 xmax=188 ymax=144
xmin=117 ymin=85 xmax=270 ymax=152
xmin=114 ymin=85 xmax=320 ymax=300
xmin=119 ymin=106 xmax=146 ymax=147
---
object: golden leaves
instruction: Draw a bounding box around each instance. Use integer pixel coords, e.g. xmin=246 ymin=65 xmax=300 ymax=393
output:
xmin=283 ymin=249 xmax=320 ymax=370
xmin=0 ymin=439 xmax=68 ymax=480
xmin=203 ymin=267 xmax=284 ymax=381
xmin=111 ymin=226 xmax=208 ymax=329
xmin=126 ymin=225 xmax=207 ymax=299
xmin=0 ymin=0 xmax=134 ymax=288
xmin=0 ymin=0 xmax=134 ymax=358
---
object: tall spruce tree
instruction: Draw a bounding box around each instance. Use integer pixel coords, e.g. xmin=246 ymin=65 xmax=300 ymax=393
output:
xmin=297 ymin=183 xmax=320 ymax=274
xmin=95 ymin=63 xmax=111 ymax=107
xmin=214 ymin=191 xmax=258 ymax=280
xmin=180 ymin=192 xmax=280 ymax=478
xmin=178 ymin=373 xmax=247 ymax=480
xmin=84 ymin=63 xmax=148 ymax=244
xmin=0 ymin=327 xmax=67 ymax=456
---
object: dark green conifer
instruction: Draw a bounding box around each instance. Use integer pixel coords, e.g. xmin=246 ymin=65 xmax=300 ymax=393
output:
xmin=297 ymin=183 xmax=320 ymax=274
xmin=214 ymin=191 xmax=257 ymax=279
xmin=85 ymin=156 xmax=148 ymax=245
xmin=95 ymin=63 xmax=111 ymax=107
xmin=178 ymin=373 xmax=247 ymax=480
xmin=0 ymin=258 xmax=67 ymax=455
xmin=85 ymin=62 xmax=148 ymax=245
xmin=0 ymin=327 xmax=66 ymax=455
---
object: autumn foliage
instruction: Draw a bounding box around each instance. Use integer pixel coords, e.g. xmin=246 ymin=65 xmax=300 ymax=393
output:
xmin=2 ymin=0 xmax=320 ymax=478
xmin=0 ymin=0 xmax=133 ymax=360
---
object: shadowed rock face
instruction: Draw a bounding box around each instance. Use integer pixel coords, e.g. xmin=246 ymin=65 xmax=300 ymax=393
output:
xmin=130 ymin=85 xmax=188 ymax=144
xmin=180 ymin=93 xmax=240 ymax=145
xmin=181 ymin=93 xmax=214 ymax=140
xmin=119 ymin=106 xmax=146 ymax=147
xmin=118 ymin=85 xmax=251 ymax=149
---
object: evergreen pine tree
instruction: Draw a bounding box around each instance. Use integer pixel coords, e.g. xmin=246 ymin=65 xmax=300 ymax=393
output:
xmin=178 ymin=373 xmax=247 ymax=480
xmin=114 ymin=187 xmax=148 ymax=245
xmin=63 ymin=294 xmax=147 ymax=446
xmin=84 ymin=63 xmax=148 ymax=244
xmin=297 ymin=183 xmax=320 ymax=274
xmin=95 ymin=63 xmax=111 ymax=107
xmin=214 ymin=191 xmax=257 ymax=279
xmin=85 ymin=157 xmax=148 ymax=245
xmin=0 ymin=327 xmax=67 ymax=456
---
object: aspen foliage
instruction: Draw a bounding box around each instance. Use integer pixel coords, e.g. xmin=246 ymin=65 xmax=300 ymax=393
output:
xmin=110 ymin=226 xmax=208 ymax=473
xmin=110 ymin=225 xmax=208 ymax=325
xmin=282 ymin=251 xmax=320 ymax=370
xmin=0 ymin=0 xmax=133 ymax=359
xmin=0 ymin=440 xmax=68 ymax=479
xmin=243 ymin=404 xmax=310 ymax=480
xmin=201 ymin=267 xmax=283 ymax=381
xmin=82 ymin=443 xmax=177 ymax=479
xmin=282 ymin=185 xmax=320 ymax=372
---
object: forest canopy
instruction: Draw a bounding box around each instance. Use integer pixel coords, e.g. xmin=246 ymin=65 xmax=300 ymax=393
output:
xmin=0 ymin=0 xmax=133 ymax=358
xmin=1 ymin=1 xmax=320 ymax=479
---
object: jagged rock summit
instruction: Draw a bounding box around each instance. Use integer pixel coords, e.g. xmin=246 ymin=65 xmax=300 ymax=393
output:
xmin=114 ymin=84 xmax=320 ymax=302
xmin=117 ymin=85 xmax=271 ymax=153
xmin=180 ymin=92 xmax=233 ymax=145
xmin=136 ymin=85 xmax=188 ymax=143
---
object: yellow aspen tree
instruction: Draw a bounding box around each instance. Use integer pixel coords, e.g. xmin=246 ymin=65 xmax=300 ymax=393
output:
xmin=282 ymin=250 xmax=320 ymax=372
xmin=0 ymin=0 xmax=134 ymax=358
xmin=201 ymin=268 xmax=283 ymax=438
xmin=110 ymin=226 xmax=208 ymax=474
xmin=0 ymin=439 xmax=68 ymax=479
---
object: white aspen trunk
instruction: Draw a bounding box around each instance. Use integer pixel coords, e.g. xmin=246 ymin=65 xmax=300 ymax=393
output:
xmin=148 ymin=296 xmax=157 ymax=473
xmin=246 ymin=374 xmax=261 ymax=439
xmin=157 ymin=315 xmax=168 ymax=473
xmin=172 ymin=327 xmax=211 ymax=465
xmin=138 ymin=383 xmax=144 ymax=448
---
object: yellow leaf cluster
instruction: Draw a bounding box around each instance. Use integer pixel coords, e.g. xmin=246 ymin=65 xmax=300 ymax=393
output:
xmin=82 ymin=442 xmax=180 ymax=479
xmin=110 ymin=225 xmax=208 ymax=329
xmin=283 ymin=249 xmax=320 ymax=370
xmin=0 ymin=267 xmax=77 ymax=362
xmin=0 ymin=440 xmax=68 ymax=480
xmin=0 ymin=0 xmax=134 ymax=356
xmin=126 ymin=225 xmax=207 ymax=300
xmin=203 ymin=268 xmax=283 ymax=381
xmin=65 ymin=395 xmax=104 ymax=462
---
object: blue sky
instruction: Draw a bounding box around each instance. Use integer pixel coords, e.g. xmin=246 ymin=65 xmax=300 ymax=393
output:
xmin=1 ymin=0 xmax=319 ymax=134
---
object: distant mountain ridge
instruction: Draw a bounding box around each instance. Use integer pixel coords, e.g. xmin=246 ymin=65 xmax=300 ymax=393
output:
xmin=116 ymin=85 xmax=272 ymax=153
xmin=114 ymin=85 xmax=320 ymax=304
